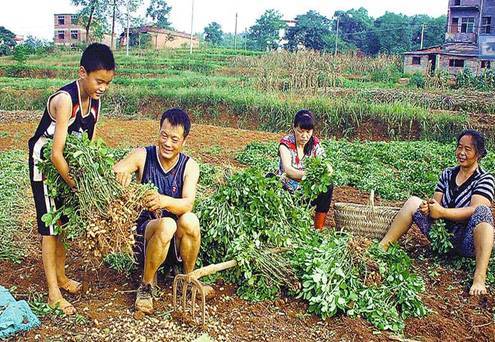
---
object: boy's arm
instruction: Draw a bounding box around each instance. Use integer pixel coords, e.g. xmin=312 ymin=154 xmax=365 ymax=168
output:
xmin=113 ymin=148 xmax=147 ymax=186
xmin=50 ymin=93 xmax=76 ymax=189
xmin=144 ymin=158 xmax=199 ymax=215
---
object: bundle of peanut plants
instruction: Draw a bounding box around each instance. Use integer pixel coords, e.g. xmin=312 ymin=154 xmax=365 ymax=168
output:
xmin=38 ymin=133 xmax=154 ymax=260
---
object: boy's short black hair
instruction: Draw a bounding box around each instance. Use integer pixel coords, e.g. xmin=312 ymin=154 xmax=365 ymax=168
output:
xmin=80 ymin=43 xmax=115 ymax=73
xmin=160 ymin=108 xmax=191 ymax=138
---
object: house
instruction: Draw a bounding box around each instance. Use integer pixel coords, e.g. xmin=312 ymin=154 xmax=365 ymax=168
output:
xmin=119 ymin=26 xmax=200 ymax=49
xmin=53 ymin=13 xmax=116 ymax=48
xmin=53 ymin=13 xmax=86 ymax=46
xmin=404 ymin=0 xmax=495 ymax=75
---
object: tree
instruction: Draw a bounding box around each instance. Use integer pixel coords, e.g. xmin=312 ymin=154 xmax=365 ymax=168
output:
xmin=373 ymin=12 xmax=412 ymax=54
xmin=410 ymin=14 xmax=447 ymax=50
xmin=204 ymin=22 xmax=223 ymax=46
xmin=71 ymin=0 xmax=111 ymax=43
xmin=323 ymin=33 xmax=356 ymax=54
xmin=285 ymin=10 xmax=331 ymax=51
xmin=146 ymin=0 xmax=172 ymax=29
xmin=0 ymin=26 xmax=16 ymax=56
xmin=333 ymin=7 xmax=373 ymax=53
xmin=247 ymin=9 xmax=286 ymax=51
xmin=109 ymin=0 xmax=143 ymax=49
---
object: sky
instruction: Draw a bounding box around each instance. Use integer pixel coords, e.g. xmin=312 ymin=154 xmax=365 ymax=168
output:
xmin=0 ymin=0 xmax=449 ymax=40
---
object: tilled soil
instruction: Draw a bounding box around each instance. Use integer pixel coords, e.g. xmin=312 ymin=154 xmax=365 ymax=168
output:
xmin=0 ymin=113 xmax=494 ymax=341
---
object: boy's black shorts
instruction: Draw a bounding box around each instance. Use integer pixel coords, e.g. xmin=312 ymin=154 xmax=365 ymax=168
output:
xmin=29 ymin=157 xmax=67 ymax=236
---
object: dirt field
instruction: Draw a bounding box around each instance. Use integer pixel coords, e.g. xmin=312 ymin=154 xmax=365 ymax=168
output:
xmin=0 ymin=112 xmax=494 ymax=341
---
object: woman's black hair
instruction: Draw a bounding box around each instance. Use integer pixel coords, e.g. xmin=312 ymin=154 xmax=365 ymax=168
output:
xmin=457 ymin=129 xmax=488 ymax=160
xmin=293 ymin=109 xmax=315 ymax=156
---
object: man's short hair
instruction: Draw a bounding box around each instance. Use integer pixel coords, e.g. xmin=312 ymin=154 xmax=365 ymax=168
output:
xmin=160 ymin=108 xmax=191 ymax=138
xmin=80 ymin=43 xmax=115 ymax=73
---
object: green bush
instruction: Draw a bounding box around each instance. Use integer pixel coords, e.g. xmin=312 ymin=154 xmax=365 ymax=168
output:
xmin=408 ymin=72 xmax=425 ymax=88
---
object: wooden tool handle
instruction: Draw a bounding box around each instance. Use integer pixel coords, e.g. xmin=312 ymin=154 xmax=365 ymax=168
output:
xmin=188 ymin=259 xmax=238 ymax=280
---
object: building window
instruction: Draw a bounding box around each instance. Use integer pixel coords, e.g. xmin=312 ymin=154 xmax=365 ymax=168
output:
xmin=482 ymin=17 xmax=491 ymax=34
xmin=449 ymin=59 xmax=465 ymax=67
xmin=412 ymin=57 xmax=421 ymax=65
xmin=57 ymin=30 xmax=65 ymax=40
xmin=57 ymin=15 xmax=65 ymax=25
xmin=71 ymin=15 xmax=78 ymax=25
xmin=71 ymin=30 xmax=79 ymax=40
xmin=461 ymin=17 xmax=475 ymax=33
xmin=453 ymin=0 xmax=461 ymax=5
xmin=481 ymin=60 xmax=491 ymax=69
xmin=451 ymin=18 xmax=459 ymax=33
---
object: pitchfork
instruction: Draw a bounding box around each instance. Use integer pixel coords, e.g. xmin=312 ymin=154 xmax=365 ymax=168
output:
xmin=172 ymin=259 xmax=238 ymax=326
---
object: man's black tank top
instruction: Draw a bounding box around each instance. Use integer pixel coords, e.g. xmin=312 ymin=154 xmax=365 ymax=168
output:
xmin=137 ymin=146 xmax=190 ymax=224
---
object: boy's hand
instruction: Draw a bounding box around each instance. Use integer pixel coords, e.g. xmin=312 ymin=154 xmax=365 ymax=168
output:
xmin=144 ymin=190 xmax=167 ymax=212
xmin=115 ymin=171 xmax=132 ymax=187
xmin=428 ymin=198 xmax=444 ymax=219
xmin=418 ymin=200 xmax=429 ymax=216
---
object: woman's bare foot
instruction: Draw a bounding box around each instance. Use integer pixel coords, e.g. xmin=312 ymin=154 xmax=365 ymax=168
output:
xmin=469 ymin=275 xmax=488 ymax=296
xmin=48 ymin=297 xmax=77 ymax=315
xmin=58 ymin=278 xmax=82 ymax=295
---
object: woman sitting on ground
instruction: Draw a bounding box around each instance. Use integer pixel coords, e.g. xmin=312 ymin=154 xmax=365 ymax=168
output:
xmin=278 ymin=109 xmax=333 ymax=230
xmin=380 ymin=129 xmax=494 ymax=296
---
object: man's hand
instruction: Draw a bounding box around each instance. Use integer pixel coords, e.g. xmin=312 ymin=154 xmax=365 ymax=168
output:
xmin=418 ymin=200 xmax=429 ymax=216
xmin=428 ymin=198 xmax=444 ymax=219
xmin=115 ymin=171 xmax=132 ymax=187
xmin=144 ymin=190 xmax=167 ymax=212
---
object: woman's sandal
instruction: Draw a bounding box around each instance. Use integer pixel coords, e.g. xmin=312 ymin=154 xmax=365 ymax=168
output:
xmin=48 ymin=298 xmax=77 ymax=315
xmin=59 ymin=279 xmax=82 ymax=295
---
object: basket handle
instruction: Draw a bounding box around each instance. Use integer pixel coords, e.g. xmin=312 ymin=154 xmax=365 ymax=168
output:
xmin=368 ymin=190 xmax=375 ymax=214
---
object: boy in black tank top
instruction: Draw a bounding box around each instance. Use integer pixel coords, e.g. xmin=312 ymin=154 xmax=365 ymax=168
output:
xmin=114 ymin=108 xmax=212 ymax=315
xmin=28 ymin=43 xmax=115 ymax=315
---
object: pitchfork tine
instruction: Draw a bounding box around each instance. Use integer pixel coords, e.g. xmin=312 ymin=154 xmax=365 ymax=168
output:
xmin=191 ymin=286 xmax=197 ymax=317
xmin=181 ymin=279 xmax=189 ymax=311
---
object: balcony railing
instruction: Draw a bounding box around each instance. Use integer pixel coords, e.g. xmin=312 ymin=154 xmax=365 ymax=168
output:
xmin=445 ymin=32 xmax=478 ymax=43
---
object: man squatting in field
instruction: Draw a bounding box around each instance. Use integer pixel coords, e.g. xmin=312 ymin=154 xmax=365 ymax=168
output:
xmin=113 ymin=108 xmax=213 ymax=314
xmin=380 ymin=129 xmax=494 ymax=296
xmin=28 ymin=43 xmax=115 ymax=314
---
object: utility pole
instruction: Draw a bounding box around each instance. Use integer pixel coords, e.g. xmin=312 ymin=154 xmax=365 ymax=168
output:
xmin=420 ymin=24 xmax=425 ymax=49
xmin=234 ymin=12 xmax=238 ymax=51
xmin=111 ymin=0 xmax=116 ymax=50
xmin=189 ymin=0 xmax=195 ymax=54
xmin=334 ymin=16 xmax=340 ymax=56
xmin=126 ymin=0 xmax=130 ymax=56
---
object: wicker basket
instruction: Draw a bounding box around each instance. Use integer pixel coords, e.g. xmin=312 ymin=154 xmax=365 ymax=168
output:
xmin=333 ymin=191 xmax=401 ymax=240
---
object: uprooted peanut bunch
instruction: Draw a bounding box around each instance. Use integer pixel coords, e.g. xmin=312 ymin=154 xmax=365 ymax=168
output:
xmin=37 ymin=133 xmax=155 ymax=260
xmin=196 ymin=157 xmax=428 ymax=333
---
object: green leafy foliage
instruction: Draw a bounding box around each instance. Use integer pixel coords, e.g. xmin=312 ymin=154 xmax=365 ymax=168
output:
xmin=293 ymin=233 xmax=427 ymax=332
xmin=299 ymin=156 xmax=334 ymax=202
xmin=37 ymin=133 xmax=121 ymax=239
xmin=237 ymin=140 xmax=495 ymax=201
xmin=104 ymin=252 xmax=137 ymax=275
xmin=409 ymin=73 xmax=426 ymax=89
xmin=196 ymin=167 xmax=313 ymax=300
xmin=0 ymin=151 xmax=28 ymax=262
xmin=429 ymin=220 xmax=453 ymax=254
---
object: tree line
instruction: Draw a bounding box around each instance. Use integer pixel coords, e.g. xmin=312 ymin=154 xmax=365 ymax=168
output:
xmin=0 ymin=2 xmax=446 ymax=56
xmin=205 ymin=8 xmax=447 ymax=55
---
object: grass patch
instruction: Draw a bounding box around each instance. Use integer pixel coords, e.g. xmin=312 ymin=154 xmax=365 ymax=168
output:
xmin=0 ymin=150 xmax=29 ymax=262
